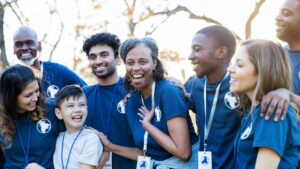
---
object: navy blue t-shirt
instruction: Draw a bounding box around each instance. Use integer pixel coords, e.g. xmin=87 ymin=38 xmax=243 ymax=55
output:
xmin=285 ymin=47 xmax=300 ymax=95
xmin=83 ymin=78 xmax=137 ymax=169
xmin=1 ymin=99 xmax=63 ymax=169
xmin=42 ymin=62 xmax=86 ymax=98
xmin=184 ymin=75 xmax=197 ymax=93
xmin=234 ymin=104 xmax=300 ymax=169
xmin=188 ymin=75 xmax=240 ymax=169
xmin=125 ymin=79 xmax=198 ymax=161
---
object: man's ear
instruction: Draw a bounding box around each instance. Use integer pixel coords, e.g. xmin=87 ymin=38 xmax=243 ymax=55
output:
xmin=55 ymin=108 xmax=63 ymax=120
xmin=216 ymin=46 xmax=228 ymax=59
xmin=37 ymin=41 xmax=42 ymax=52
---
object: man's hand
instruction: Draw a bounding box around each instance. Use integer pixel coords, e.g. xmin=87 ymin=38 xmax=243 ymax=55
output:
xmin=167 ymin=76 xmax=190 ymax=99
xmin=260 ymin=88 xmax=290 ymax=121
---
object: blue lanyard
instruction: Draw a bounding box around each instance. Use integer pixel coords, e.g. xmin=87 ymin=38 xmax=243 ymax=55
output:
xmin=16 ymin=121 xmax=32 ymax=168
xmin=98 ymin=79 xmax=119 ymax=136
xmin=61 ymin=126 xmax=84 ymax=169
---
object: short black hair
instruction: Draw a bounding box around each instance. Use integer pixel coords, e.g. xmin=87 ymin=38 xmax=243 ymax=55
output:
xmin=55 ymin=85 xmax=85 ymax=108
xmin=196 ymin=25 xmax=237 ymax=61
xmin=82 ymin=32 xmax=121 ymax=58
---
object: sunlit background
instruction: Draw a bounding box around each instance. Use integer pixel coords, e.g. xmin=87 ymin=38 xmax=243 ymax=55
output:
xmin=2 ymin=0 xmax=284 ymax=83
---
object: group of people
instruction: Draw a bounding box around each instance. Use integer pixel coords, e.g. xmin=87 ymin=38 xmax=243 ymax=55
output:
xmin=0 ymin=0 xmax=300 ymax=168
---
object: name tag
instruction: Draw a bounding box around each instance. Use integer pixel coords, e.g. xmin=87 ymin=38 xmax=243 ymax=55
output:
xmin=198 ymin=151 xmax=212 ymax=169
xmin=103 ymin=152 xmax=112 ymax=169
xmin=136 ymin=156 xmax=151 ymax=169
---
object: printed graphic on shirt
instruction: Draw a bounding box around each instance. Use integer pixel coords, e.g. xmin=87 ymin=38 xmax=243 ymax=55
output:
xmin=47 ymin=85 xmax=59 ymax=98
xmin=36 ymin=118 xmax=51 ymax=134
xmin=117 ymin=100 xmax=126 ymax=114
xmin=298 ymin=71 xmax=300 ymax=79
xmin=154 ymin=106 xmax=161 ymax=122
xmin=240 ymin=123 xmax=252 ymax=140
xmin=224 ymin=92 xmax=240 ymax=109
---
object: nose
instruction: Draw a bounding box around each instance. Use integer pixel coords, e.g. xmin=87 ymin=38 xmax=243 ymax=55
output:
xmin=188 ymin=51 xmax=195 ymax=60
xmin=227 ymin=63 xmax=235 ymax=73
xmin=32 ymin=93 xmax=38 ymax=102
xmin=20 ymin=43 xmax=29 ymax=50
xmin=93 ymin=55 xmax=104 ymax=64
xmin=275 ymin=12 xmax=282 ymax=22
xmin=132 ymin=63 xmax=141 ymax=71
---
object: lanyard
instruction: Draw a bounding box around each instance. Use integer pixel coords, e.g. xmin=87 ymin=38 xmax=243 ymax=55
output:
xmin=141 ymin=81 xmax=156 ymax=156
xmin=203 ymin=72 xmax=229 ymax=151
xmin=61 ymin=126 xmax=84 ymax=169
xmin=98 ymin=79 xmax=119 ymax=136
xmin=16 ymin=121 xmax=32 ymax=168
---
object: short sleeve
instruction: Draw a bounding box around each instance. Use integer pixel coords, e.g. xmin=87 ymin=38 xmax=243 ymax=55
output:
xmin=162 ymin=84 xmax=189 ymax=120
xmin=79 ymin=132 xmax=103 ymax=166
xmin=253 ymin=109 xmax=290 ymax=156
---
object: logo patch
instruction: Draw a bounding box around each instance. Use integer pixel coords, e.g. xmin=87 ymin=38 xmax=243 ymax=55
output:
xmin=117 ymin=100 xmax=126 ymax=114
xmin=36 ymin=118 xmax=51 ymax=134
xmin=224 ymin=92 xmax=240 ymax=109
xmin=154 ymin=106 xmax=162 ymax=122
xmin=240 ymin=123 xmax=252 ymax=140
xmin=47 ymin=85 xmax=59 ymax=98
xmin=298 ymin=71 xmax=300 ymax=79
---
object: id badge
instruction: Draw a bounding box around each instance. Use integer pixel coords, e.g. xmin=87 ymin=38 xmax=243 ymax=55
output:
xmin=136 ymin=156 xmax=151 ymax=169
xmin=198 ymin=151 xmax=212 ymax=169
xmin=103 ymin=152 xmax=112 ymax=169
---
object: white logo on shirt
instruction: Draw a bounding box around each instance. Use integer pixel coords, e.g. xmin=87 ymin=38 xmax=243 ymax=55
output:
xmin=47 ymin=85 xmax=59 ymax=98
xmin=36 ymin=118 xmax=51 ymax=134
xmin=240 ymin=123 xmax=252 ymax=140
xmin=117 ymin=100 xmax=126 ymax=114
xmin=298 ymin=71 xmax=300 ymax=79
xmin=155 ymin=106 xmax=161 ymax=122
xmin=224 ymin=92 xmax=240 ymax=109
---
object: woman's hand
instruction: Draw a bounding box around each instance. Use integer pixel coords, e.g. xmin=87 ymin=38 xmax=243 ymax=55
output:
xmin=25 ymin=163 xmax=45 ymax=169
xmin=99 ymin=132 xmax=113 ymax=152
xmin=138 ymin=102 xmax=155 ymax=127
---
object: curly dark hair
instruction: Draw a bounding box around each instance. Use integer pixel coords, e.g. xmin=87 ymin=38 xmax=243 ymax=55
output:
xmin=120 ymin=37 xmax=166 ymax=91
xmin=82 ymin=32 xmax=121 ymax=58
xmin=0 ymin=65 xmax=45 ymax=147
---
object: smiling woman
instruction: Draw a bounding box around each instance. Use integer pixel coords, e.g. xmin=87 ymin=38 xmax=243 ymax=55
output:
xmin=0 ymin=64 xmax=63 ymax=169
xmin=117 ymin=37 xmax=199 ymax=168
xmin=228 ymin=39 xmax=300 ymax=169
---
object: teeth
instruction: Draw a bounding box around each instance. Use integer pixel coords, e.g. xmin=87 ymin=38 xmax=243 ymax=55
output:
xmin=133 ymin=75 xmax=142 ymax=78
xmin=72 ymin=115 xmax=82 ymax=119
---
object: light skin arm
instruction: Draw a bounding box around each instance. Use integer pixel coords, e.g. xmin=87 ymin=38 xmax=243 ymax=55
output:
xmin=99 ymin=132 xmax=143 ymax=161
xmin=255 ymin=147 xmax=280 ymax=169
xmin=80 ymin=163 xmax=96 ymax=169
xmin=138 ymin=104 xmax=191 ymax=161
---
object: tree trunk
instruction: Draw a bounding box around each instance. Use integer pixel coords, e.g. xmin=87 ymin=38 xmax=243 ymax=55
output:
xmin=0 ymin=3 xmax=9 ymax=70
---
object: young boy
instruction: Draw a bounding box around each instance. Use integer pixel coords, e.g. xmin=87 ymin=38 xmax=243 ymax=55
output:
xmin=53 ymin=85 xmax=103 ymax=169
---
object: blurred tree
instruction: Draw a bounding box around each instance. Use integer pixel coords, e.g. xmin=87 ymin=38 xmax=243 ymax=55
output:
xmin=0 ymin=0 xmax=267 ymax=73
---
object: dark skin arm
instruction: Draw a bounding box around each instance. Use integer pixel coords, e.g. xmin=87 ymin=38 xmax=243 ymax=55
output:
xmin=260 ymin=88 xmax=300 ymax=121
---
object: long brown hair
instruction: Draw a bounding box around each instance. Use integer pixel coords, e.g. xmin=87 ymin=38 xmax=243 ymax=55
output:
xmin=238 ymin=39 xmax=291 ymax=112
xmin=0 ymin=65 xmax=45 ymax=147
